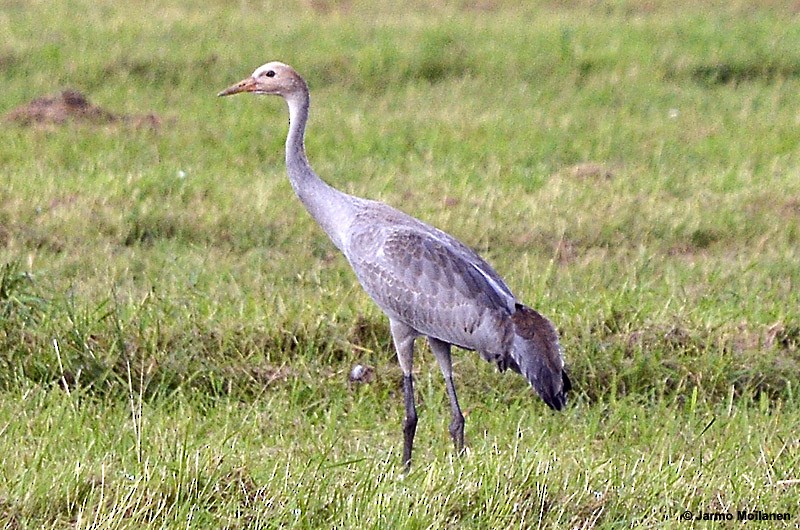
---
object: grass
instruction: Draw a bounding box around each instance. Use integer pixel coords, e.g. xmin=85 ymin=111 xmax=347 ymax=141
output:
xmin=1 ymin=0 xmax=800 ymax=527
xmin=1 ymin=384 xmax=797 ymax=528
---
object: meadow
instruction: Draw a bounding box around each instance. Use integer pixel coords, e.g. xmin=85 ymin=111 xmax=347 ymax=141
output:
xmin=1 ymin=0 xmax=799 ymax=527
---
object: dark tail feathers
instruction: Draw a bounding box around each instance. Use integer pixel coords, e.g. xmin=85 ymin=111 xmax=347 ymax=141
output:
xmin=508 ymin=303 xmax=570 ymax=411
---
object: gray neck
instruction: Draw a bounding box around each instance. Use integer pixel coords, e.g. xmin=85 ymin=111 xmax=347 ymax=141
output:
xmin=284 ymin=92 xmax=354 ymax=250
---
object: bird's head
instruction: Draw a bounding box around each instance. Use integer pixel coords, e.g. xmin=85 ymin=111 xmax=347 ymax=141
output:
xmin=218 ymin=61 xmax=306 ymax=99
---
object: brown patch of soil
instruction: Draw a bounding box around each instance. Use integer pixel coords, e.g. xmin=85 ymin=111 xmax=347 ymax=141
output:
xmin=4 ymin=89 xmax=161 ymax=128
xmin=249 ymin=365 xmax=295 ymax=387
xmin=562 ymin=162 xmax=615 ymax=181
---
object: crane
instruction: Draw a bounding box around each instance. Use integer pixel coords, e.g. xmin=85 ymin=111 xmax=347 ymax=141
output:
xmin=219 ymin=62 xmax=571 ymax=467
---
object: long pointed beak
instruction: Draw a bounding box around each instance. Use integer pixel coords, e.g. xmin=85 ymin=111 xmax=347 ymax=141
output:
xmin=218 ymin=77 xmax=257 ymax=97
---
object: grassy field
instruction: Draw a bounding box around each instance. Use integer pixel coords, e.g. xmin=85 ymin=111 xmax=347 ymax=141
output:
xmin=1 ymin=0 xmax=800 ymax=528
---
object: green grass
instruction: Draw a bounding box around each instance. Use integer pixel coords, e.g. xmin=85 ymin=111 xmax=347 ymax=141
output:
xmin=1 ymin=385 xmax=796 ymax=528
xmin=1 ymin=0 xmax=800 ymax=527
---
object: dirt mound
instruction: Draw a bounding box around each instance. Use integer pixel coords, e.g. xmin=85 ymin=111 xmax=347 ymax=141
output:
xmin=562 ymin=162 xmax=615 ymax=181
xmin=4 ymin=89 xmax=161 ymax=128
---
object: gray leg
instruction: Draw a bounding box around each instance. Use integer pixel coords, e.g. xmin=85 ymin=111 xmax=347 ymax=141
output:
xmin=401 ymin=373 xmax=416 ymax=469
xmin=390 ymin=320 xmax=418 ymax=469
xmin=428 ymin=337 xmax=465 ymax=455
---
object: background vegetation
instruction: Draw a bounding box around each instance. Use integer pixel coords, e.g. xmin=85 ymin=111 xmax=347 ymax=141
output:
xmin=1 ymin=0 xmax=798 ymax=527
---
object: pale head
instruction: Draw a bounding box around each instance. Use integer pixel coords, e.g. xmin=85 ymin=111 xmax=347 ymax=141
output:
xmin=218 ymin=61 xmax=307 ymax=99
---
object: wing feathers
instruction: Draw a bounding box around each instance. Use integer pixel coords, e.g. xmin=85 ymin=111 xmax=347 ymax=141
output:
xmin=347 ymin=221 xmax=514 ymax=350
xmin=345 ymin=205 xmax=570 ymax=410
xmin=510 ymin=303 xmax=569 ymax=410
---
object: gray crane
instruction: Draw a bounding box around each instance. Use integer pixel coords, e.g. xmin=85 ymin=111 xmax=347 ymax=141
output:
xmin=219 ymin=62 xmax=571 ymax=467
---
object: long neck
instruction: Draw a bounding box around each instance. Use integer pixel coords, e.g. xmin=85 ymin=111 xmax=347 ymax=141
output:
xmin=284 ymin=91 xmax=354 ymax=250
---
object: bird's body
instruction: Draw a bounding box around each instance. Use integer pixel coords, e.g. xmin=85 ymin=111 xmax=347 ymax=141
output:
xmin=220 ymin=62 xmax=570 ymax=467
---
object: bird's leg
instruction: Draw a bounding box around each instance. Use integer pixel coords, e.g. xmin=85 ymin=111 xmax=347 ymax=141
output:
xmin=390 ymin=320 xmax=418 ymax=469
xmin=428 ymin=337 xmax=465 ymax=456
xmin=401 ymin=373 xmax=417 ymax=469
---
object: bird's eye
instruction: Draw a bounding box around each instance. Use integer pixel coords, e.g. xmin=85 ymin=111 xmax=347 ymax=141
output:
xmin=264 ymin=70 xmax=276 ymax=78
